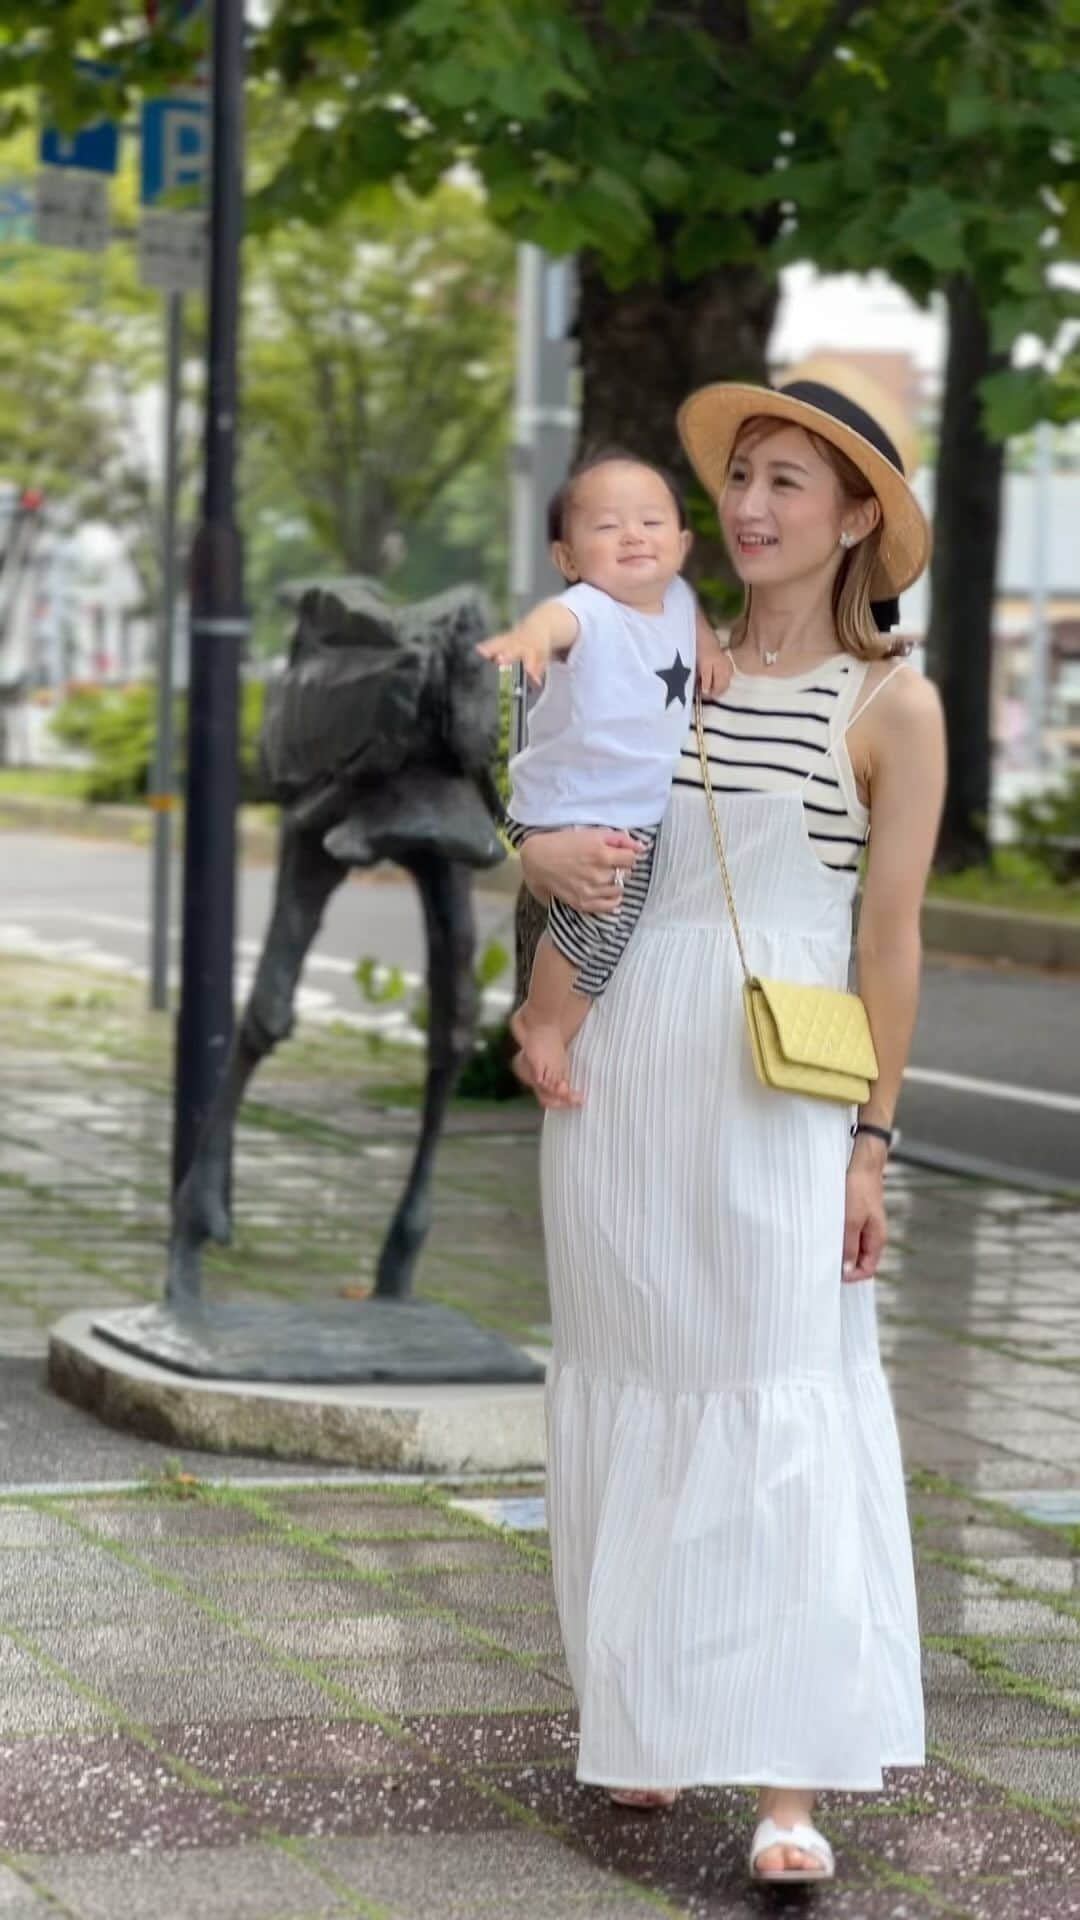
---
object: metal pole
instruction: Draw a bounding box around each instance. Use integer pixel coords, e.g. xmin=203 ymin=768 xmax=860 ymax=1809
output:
xmin=509 ymin=246 xmax=541 ymax=755
xmin=1026 ymin=420 xmax=1052 ymax=774
xmin=508 ymin=246 xmax=578 ymax=754
xmin=149 ymin=290 xmax=183 ymax=1012
xmin=172 ymin=0 xmax=247 ymax=1194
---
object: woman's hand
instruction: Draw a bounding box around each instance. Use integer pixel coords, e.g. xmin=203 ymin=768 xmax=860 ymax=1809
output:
xmin=519 ymin=826 xmax=645 ymax=914
xmin=842 ymin=1135 xmax=888 ymax=1283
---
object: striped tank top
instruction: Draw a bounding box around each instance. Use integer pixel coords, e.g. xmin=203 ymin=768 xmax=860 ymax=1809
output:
xmin=674 ymin=651 xmax=903 ymax=873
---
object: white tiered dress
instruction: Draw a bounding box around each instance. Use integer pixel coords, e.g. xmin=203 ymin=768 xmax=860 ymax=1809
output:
xmin=540 ymin=656 xmax=924 ymax=1790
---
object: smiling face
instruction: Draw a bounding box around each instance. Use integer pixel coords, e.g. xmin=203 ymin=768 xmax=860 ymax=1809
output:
xmin=719 ymin=421 xmax=880 ymax=597
xmin=553 ymin=461 xmax=692 ymax=609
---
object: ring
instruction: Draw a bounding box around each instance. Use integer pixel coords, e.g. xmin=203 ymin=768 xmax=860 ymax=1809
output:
xmin=614 ymin=868 xmax=625 ymax=889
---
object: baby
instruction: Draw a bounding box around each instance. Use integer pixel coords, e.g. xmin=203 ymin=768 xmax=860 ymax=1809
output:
xmin=478 ymin=449 xmax=731 ymax=1095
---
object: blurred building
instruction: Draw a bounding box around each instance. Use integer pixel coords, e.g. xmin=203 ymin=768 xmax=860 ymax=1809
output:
xmin=900 ymin=469 xmax=1080 ymax=777
xmin=0 ymin=487 xmax=155 ymax=766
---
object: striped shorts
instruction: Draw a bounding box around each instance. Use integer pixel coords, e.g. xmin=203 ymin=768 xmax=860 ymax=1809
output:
xmin=505 ymin=819 xmax=660 ymax=998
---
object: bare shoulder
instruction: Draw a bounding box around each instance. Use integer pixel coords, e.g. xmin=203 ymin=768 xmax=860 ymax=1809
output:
xmin=847 ymin=660 xmax=943 ymax=803
xmin=860 ymin=660 xmax=942 ymax=745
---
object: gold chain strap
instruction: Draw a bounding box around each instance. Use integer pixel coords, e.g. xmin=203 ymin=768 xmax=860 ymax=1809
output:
xmin=693 ymin=689 xmax=754 ymax=988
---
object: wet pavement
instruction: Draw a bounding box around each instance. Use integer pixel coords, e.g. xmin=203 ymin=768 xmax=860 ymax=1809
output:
xmin=0 ymin=955 xmax=1078 ymax=1917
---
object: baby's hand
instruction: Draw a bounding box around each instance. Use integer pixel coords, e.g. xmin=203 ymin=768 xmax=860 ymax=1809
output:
xmin=475 ymin=627 xmax=549 ymax=688
xmin=475 ymin=600 xmax=579 ymax=689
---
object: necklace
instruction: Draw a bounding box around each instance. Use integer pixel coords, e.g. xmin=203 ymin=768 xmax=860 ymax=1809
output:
xmin=760 ymin=646 xmax=780 ymax=668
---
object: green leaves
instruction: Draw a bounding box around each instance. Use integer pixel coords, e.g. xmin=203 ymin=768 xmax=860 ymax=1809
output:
xmin=979 ymin=360 xmax=1080 ymax=440
xmin=639 ymin=151 xmax=690 ymax=210
xmin=3 ymin=0 xmax=1080 ymax=415
xmin=355 ymin=957 xmax=408 ymax=1005
xmin=888 ymin=189 xmax=970 ymax=275
xmin=945 ymin=88 xmax=996 ymax=141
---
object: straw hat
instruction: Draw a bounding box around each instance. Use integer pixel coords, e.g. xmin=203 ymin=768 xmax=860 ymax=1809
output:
xmin=676 ymin=356 xmax=931 ymax=601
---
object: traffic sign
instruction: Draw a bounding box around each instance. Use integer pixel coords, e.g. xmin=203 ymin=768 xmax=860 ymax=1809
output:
xmin=39 ymin=61 xmax=120 ymax=176
xmin=140 ymin=94 xmax=209 ymax=206
xmin=34 ymin=170 xmax=109 ymax=253
xmin=138 ymin=208 xmax=206 ymax=294
xmin=40 ymin=119 xmax=119 ymax=177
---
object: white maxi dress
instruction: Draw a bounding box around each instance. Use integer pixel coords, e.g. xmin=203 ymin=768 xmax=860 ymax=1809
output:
xmin=540 ymin=656 xmax=924 ymax=1790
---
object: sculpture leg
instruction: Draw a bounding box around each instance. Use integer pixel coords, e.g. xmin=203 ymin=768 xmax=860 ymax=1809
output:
xmin=374 ymin=855 xmax=477 ymax=1300
xmin=168 ymin=827 xmax=347 ymax=1304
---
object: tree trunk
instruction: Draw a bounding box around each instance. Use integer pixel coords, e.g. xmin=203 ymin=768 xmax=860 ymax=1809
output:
xmin=576 ymin=250 xmax=778 ymax=585
xmin=926 ymin=276 xmax=1009 ymax=872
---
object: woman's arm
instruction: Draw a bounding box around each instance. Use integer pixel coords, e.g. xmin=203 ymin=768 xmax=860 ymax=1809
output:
xmin=845 ymin=670 xmax=946 ymax=1280
xmin=518 ymin=826 xmax=646 ymax=914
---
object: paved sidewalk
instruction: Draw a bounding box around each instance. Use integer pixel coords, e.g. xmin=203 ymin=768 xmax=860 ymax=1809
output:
xmin=0 ymin=955 xmax=1078 ymax=1917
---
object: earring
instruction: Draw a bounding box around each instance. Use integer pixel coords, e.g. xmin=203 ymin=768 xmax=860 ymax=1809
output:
xmin=839 ymin=531 xmax=854 ymax=549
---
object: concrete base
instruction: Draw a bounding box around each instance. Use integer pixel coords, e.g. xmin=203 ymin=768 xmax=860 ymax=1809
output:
xmin=48 ymin=1311 xmax=547 ymax=1474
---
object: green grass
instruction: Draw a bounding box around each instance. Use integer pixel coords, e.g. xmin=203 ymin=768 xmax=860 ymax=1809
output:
xmin=926 ymin=849 xmax=1080 ymax=919
xmin=0 ymin=766 xmax=88 ymax=799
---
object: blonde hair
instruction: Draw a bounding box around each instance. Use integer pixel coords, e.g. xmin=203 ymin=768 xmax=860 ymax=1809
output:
xmin=725 ymin=416 xmax=902 ymax=662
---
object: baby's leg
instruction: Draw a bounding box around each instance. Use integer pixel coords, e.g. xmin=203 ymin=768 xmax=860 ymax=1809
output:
xmin=510 ymin=932 xmax=584 ymax=1092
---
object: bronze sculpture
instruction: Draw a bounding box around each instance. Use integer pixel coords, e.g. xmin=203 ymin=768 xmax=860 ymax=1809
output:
xmin=95 ymin=581 xmax=542 ymax=1385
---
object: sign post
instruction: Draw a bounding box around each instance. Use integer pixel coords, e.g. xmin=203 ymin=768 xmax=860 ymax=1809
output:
xmin=139 ymin=1 xmax=209 ymax=1011
xmin=170 ymin=0 xmax=247 ymax=1199
xmin=140 ymin=84 xmax=209 ymax=1013
xmin=148 ymin=292 xmax=185 ymax=1012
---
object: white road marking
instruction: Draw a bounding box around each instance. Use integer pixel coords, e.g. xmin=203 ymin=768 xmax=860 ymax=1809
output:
xmin=0 ymin=921 xmax=511 ymax=1029
xmin=904 ymin=1065 xmax=1080 ymax=1115
xmin=11 ymin=908 xmax=368 ymax=978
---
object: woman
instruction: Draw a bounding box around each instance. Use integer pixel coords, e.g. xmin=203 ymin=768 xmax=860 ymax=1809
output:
xmin=517 ymin=359 xmax=946 ymax=1884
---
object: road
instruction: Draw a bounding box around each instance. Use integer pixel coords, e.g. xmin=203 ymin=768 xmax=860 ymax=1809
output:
xmin=2 ymin=829 xmax=1078 ymax=1188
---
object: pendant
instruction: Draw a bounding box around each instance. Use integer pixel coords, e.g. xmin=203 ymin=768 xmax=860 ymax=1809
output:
xmin=762 ymin=649 xmax=779 ymax=667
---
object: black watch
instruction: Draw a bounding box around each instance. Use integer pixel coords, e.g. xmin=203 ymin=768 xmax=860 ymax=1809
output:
xmin=851 ymin=1122 xmax=895 ymax=1153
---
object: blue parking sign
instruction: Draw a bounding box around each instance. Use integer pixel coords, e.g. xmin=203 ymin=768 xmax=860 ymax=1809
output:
xmin=40 ymin=117 xmax=119 ymax=176
xmin=141 ymin=94 xmax=209 ymax=206
xmin=40 ymin=59 xmax=120 ymax=175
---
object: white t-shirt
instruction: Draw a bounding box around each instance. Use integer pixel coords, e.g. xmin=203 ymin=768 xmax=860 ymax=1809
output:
xmin=508 ymin=576 xmax=697 ymax=828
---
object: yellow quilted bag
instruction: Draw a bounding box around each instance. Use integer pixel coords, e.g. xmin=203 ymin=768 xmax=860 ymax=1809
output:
xmin=694 ymin=692 xmax=879 ymax=1106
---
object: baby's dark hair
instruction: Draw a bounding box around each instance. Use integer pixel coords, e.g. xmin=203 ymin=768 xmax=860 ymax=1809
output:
xmin=547 ymin=445 xmax=688 ymax=544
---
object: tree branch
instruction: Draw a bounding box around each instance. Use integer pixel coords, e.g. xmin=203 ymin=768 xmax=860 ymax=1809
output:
xmin=788 ymin=0 xmax=872 ymax=92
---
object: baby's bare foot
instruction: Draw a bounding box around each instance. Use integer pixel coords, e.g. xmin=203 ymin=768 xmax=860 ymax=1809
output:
xmin=509 ymin=1004 xmax=583 ymax=1108
xmin=523 ymin=1022 xmax=571 ymax=1093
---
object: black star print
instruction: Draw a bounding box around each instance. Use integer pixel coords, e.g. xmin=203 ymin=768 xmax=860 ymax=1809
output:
xmin=655 ymin=649 xmax=691 ymax=708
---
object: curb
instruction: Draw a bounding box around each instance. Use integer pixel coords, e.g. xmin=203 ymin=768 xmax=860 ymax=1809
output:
xmin=48 ymin=1310 xmax=548 ymax=1472
xmin=895 ymin=1136 xmax=1080 ymax=1203
xmin=2 ymin=792 xmax=1078 ymax=948
xmin=919 ymin=897 xmax=1080 ymax=973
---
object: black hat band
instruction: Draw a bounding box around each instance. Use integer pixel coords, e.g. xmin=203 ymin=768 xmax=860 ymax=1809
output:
xmin=777 ymin=379 xmax=906 ymax=477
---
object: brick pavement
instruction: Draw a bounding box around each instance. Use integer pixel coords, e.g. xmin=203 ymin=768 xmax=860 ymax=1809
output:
xmin=0 ymin=955 xmax=1077 ymax=1917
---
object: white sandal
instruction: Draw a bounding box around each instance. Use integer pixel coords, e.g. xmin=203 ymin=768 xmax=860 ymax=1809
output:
xmin=749 ymin=1816 xmax=835 ymax=1883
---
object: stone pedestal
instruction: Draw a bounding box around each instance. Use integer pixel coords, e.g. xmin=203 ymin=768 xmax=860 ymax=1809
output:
xmin=49 ymin=1311 xmax=547 ymax=1474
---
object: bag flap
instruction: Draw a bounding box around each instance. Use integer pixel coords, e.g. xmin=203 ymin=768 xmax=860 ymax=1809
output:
xmin=755 ymin=977 xmax=878 ymax=1080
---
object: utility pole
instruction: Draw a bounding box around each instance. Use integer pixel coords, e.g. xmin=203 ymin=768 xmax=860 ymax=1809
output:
xmin=1026 ymin=420 xmax=1053 ymax=775
xmin=171 ymin=0 xmax=247 ymax=1190
xmin=509 ymin=246 xmax=578 ymax=751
